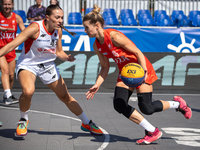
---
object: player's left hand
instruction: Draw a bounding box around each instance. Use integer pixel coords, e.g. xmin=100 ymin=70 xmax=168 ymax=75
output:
xmin=67 ymin=54 xmax=76 ymax=62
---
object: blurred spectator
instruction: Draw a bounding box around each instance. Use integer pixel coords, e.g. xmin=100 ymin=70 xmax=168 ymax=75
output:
xmin=27 ymin=0 xmax=46 ymax=22
xmin=0 ymin=0 xmax=25 ymax=104
xmin=0 ymin=0 xmax=2 ymax=12
xmin=50 ymin=0 xmax=59 ymax=5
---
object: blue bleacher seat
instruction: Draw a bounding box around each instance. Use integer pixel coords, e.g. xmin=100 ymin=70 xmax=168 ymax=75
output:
xmin=120 ymin=9 xmax=133 ymax=19
xmin=189 ymin=10 xmax=200 ymax=21
xmin=120 ymin=12 xmax=135 ymax=21
xmin=137 ymin=9 xmax=151 ymax=20
xmin=120 ymin=9 xmax=133 ymax=15
xmin=68 ymin=12 xmax=82 ymax=25
xmin=138 ymin=13 xmax=152 ymax=23
xmin=173 ymin=14 xmax=188 ymax=27
xmin=13 ymin=10 xmax=26 ymax=23
xmin=121 ymin=18 xmax=138 ymax=26
xmin=105 ymin=17 xmax=119 ymax=25
xmin=104 ymin=8 xmax=116 ymax=14
xmin=192 ymin=14 xmax=200 ymax=27
xmin=154 ymin=10 xmax=167 ymax=22
xmin=103 ymin=11 xmax=116 ymax=18
xmin=140 ymin=18 xmax=155 ymax=26
xmin=192 ymin=19 xmax=200 ymax=27
xmin=183 ymin=18 xmax=190 ymax=27
xmin=156 ymin=13 xmax=171 ymax=26
xmin=171 ymin=10 xmax=184 ymax=22
xmin=189 ymin=10 xmax=200 ymax=25
xmin=103 ymin=8 xmax=117 ymax=18
xmin=103 ymin=8 xmax=119 ymax=25
xmin=158 ymin=18 xmax=173 ymax=26
xmin=138 ymin=9 xmax=151 ymax=15
xmin=85 ymin=8 xmax=93 ymax=14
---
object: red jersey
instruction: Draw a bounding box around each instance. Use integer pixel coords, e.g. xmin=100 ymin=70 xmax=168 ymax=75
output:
xmin=95 ymin=28 xmax=158 ymax=85
xmin=0 ymin=12 xmax=17 ymax=62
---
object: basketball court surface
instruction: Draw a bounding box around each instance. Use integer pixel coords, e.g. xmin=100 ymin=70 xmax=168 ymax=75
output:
xmin=0 ymin=89 xmax=199 ymax=150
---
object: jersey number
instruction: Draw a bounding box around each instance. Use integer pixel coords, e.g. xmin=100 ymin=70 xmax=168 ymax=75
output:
xmin=50 ymin=39 xmax=58 ymax=46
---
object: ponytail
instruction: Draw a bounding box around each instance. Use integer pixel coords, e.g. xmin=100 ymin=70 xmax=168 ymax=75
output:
xmin=60 ymin=24 xmax=77 ymax=37
xmin=46 ymin=5 xmax=77 ymax=36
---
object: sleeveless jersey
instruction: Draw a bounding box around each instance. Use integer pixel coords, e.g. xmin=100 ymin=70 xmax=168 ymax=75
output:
xmin=95 ymin=28 xmax=158 ymax=85
xmin=0 ymin=12 xmax=17 ymax=62
xmin=17 ymin=20 xmax=58 ymax=66
xmin=0 ymin=12 xmax=17 ymax=47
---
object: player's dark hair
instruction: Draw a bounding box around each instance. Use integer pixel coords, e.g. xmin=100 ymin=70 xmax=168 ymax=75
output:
xmin=46 ymin=5 xmax=76 ymax=36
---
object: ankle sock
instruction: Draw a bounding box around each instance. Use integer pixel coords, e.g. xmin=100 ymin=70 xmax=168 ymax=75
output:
xmin=168 ymin=101 xmax=180 ymax=109
xmin=78 ymin=112 xmax=90 ymax=124
xmin=20 ymin=110 xmax=29 ymax=121
xmin=139 ymin=118 xmax=156 ymax=132
xmin=4 ymin=89 xmax=12 ymax=98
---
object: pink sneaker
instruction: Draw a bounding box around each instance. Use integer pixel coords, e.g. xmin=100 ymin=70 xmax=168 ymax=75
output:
xmin=173 ymin=95 xmax=192 ymax=119
xmin=136 ymin=128 xmax=162 ymax=145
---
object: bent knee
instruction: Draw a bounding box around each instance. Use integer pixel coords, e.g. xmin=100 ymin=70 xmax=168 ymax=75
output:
xmin=22 ymin=88 xmax=35 ymax=98
xmin=57 ymin=92 xmax=71 ymax=102
xmin=140 ymin=108 xmax=154 ymax=115
xmin=9 ymin=74 xmax=14 ymax=81
xmin=113 ymin=98 xmax=124 ymax=113
xmin=138 ymin=102 xmax=154 ymax=115
xmin=1 ymin=69 xmax=9 ymax=75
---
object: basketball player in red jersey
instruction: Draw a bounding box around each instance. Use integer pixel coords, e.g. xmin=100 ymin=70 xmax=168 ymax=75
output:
xmin=83 ymin=4 xmax=192 ymax=145
xmin=0 ymin=0 xmax=25 ymax=104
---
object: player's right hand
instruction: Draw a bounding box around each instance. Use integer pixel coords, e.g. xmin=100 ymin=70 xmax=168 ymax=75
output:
xmin=85 ymin=84 xmax=99 ymax=100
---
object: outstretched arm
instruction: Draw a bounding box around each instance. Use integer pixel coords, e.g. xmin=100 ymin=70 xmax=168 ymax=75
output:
xmin=56 ymin=28 xmax=76 ymax=62
xmin=0 ymin=26 xmax=15 ymax=31
xmin=0 ymin=23 xmax=39 ymax=57
xmin=85 ymin=42 xmax=110 ymax=100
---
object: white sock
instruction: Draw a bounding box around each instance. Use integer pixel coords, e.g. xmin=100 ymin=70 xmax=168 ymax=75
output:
xmin=168 ymin=101 xmax=180 ymax=109
xmin=20 ymin=110 xmax=29 ymax=121
xmin=139 ymin=118 xmax=156 ymax=132
xmin=4 ymin=89 xmax=12 ymax=98
xmin=78 ymin=112 xmax=90 ymax=124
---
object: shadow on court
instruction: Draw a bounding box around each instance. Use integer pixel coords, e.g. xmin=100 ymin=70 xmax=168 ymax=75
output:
xmin=1 ymin=127 xmax=172 ymax=145
xmin=0 ymin=92 xmax=199 ymax=150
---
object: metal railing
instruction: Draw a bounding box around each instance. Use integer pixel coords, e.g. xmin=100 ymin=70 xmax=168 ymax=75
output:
xmin=13 ymin=0 xmax=200 ymax=24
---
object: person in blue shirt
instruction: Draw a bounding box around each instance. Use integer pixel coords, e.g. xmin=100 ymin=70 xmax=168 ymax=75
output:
xmin=27 ymin=0 xmax=46 ymax=22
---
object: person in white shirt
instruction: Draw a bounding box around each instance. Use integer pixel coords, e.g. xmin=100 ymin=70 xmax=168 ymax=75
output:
xmin=0 ymin=5 xmax=103 ymax=137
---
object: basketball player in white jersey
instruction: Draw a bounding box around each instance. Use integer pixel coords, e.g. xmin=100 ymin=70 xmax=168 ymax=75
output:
xmin=0 ymin=5 xmax=103 ymax=136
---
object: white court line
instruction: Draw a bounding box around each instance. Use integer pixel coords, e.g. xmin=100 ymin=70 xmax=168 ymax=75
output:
xmin=0 ymin=106 xmax=110 ymax=150
xmin=3 ymin=91 xmax=200 ymax=96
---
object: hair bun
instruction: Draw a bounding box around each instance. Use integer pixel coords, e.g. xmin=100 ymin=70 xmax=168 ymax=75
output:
xmin=92 ymin=4 xmax=101 ymax=14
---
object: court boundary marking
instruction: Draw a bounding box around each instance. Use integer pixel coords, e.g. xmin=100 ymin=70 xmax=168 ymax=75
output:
xmin=0 ymin=106 xmax=110 ymax=150
xmin=3 ymin=92 xmax=200 ymax=96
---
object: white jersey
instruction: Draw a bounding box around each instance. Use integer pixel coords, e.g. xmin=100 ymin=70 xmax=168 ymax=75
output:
xmin=17 ymin=20 xmax=59 ymax=66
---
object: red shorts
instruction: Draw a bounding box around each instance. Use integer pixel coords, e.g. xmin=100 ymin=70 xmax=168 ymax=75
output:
xmin=0 ymin=45 xmax=16 ymax=63
xmin=4 ymin=49 xmax=16 ymax=63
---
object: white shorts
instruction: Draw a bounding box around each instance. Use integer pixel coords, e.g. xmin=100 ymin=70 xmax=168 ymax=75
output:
xmin=16 ymin=62 xmax=60 ymax=85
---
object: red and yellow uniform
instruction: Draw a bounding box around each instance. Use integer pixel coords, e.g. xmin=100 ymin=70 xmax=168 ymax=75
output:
xmin=95 ymin=28 xmax=158 ymax=86
xmin=0 ymin=12 xmax=17 ymax=63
